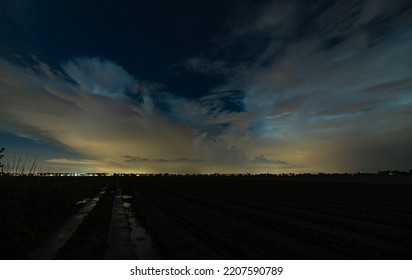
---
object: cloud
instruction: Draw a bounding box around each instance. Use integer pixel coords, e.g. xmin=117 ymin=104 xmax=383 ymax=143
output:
xmin=182 ymin=57 xmax=231 ymax=77
xmin=191 ymin=132 xmax=294 ymax=170
xmin=252 ymin=155 xmax=287 ymax=165
xmin=359 ymin=0 xmax=412 ymax=24
xmin=313 ymin=100 xmax=384 ymax=117
xmin=1 ymin=55 xmax=287 ymax=173
xmin=182 ymin=0 xmax=412 ymax=172
xmin=249 ymin=0 xmax=297 ymax=34
xmin=46 ymin=158 xmax=98 ymax=165
xmin=129 ymin=80 xmax=164 ymax=95
xmin=0 ymin=56 xmax=201 ymax=172
xmin=124 ymin=155 xmax=204 ymax=163
xmin=62 ymin=57 xmax=134 ymax=97
xmin=1 ymin=0 xmax=412 ymax=174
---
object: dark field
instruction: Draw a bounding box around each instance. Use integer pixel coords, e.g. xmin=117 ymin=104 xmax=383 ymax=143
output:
xmin=1 ymin=175 xmax=412 ymax=259
xmin=0 ymin=176 xmax=111 ymax=258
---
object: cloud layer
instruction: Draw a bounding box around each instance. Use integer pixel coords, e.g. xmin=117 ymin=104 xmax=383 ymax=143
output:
xmin=0 ymin=55 xmax=297 ymax=173
xmin=63 ymin=57 xmax=135 ymax=97
xmin=1 ymin=0 xmax=412 ymax=173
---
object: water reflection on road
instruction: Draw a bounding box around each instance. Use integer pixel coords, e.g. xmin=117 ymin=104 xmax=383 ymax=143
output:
xmin=122 ymin=195 xmax=161 ymax=260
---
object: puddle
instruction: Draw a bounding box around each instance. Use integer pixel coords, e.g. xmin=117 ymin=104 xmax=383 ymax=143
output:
xmin=122 ymin=196 xmax=161 ymax=260
xmin=75 ymin=198 xmax=90 ymax=205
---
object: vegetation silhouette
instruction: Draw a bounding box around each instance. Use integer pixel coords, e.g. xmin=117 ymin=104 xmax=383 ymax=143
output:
xmin=0 ymin=147 xmax=4 ymax=174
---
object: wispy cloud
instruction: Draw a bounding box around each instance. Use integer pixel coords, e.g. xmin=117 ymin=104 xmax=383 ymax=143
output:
xmin=46 ymin=158 xmax=99 ymax=165
xmin=62 ymin=57 xmax=135 ymax=97
xmin=124 ymin=155 xmax=204 ymax=163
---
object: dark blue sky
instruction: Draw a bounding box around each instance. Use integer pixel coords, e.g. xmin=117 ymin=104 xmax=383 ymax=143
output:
xmin=1 ymin=0 xmax=237 ymax=97
xmin=1 ymin=0 xmax=412 ymax=173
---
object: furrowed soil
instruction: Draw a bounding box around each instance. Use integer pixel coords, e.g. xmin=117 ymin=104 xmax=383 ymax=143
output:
xmin=121 ymin=176 xmax=412 ymax=259
xmin=1 ymin=175 xmax=411 ymax=259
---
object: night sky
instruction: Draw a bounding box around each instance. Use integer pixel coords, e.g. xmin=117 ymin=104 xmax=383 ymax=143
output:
xmin=1 ymin=0 xmax=412 ymax=174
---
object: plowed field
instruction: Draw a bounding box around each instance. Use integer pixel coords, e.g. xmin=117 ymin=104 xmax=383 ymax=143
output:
xmin=121 ymin=176 xmax=412 ymax=259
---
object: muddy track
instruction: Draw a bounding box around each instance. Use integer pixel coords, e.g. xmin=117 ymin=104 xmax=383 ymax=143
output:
xmin=54 ymin=182 xmax=115 ymax=259
xmin=26 ymin=178 xmax=158 ymax=260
